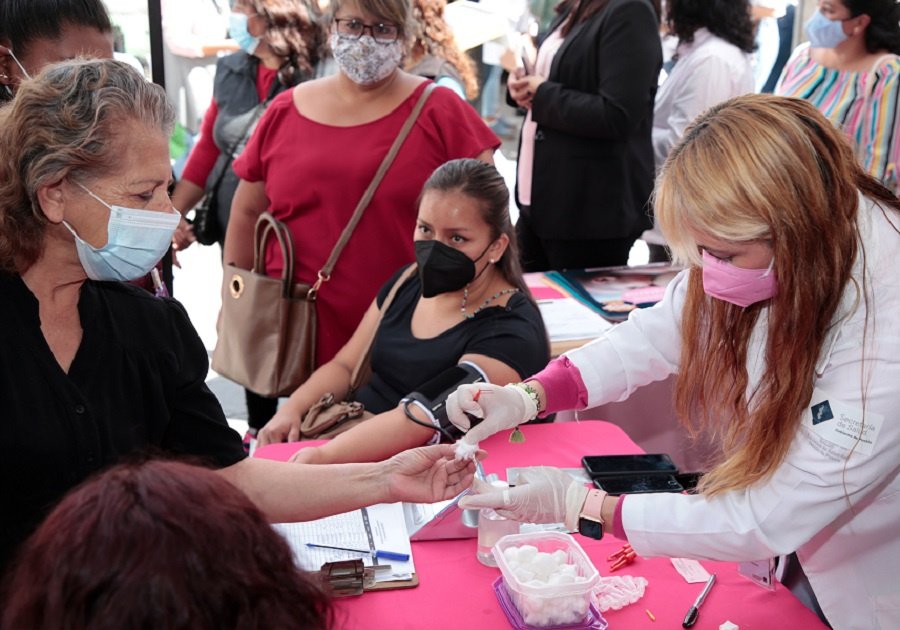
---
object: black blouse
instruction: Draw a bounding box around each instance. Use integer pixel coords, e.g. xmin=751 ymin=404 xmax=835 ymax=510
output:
xmin=354 ymin=268 xmax=550 ymax=414
xmin=0 ymin=274 xmax=245 ymax=573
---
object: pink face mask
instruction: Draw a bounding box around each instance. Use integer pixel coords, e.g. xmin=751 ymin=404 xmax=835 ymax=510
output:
xmin=701 ymin=250 xmax=777 ymax=308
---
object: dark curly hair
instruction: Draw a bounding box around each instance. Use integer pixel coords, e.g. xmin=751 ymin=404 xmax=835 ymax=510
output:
xmin=666 ymin=0 xmax=755 ymax=54
xmin=409 ymin=0 xmax=478 ymax=99
xmin=1 ymin=459 xmax=333 ymax=630
xmin=844 ymin=0 xmax=900 ymax=55
xmin=250 ymin=0 xmax=325 ymax=85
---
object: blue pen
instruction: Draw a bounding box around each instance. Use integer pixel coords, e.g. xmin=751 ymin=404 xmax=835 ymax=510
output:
xmin=305 ymin=543 xmax=410 ymax=562
xmin=373 ymin=549 xmax=410 ymax=562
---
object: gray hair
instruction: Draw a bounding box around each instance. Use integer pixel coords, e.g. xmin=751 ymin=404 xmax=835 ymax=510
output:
xmin=0 ymin=58 xmax=174 ymax=272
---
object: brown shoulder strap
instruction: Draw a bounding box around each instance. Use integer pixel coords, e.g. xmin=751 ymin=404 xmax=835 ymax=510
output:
xmin=348 ymin=264 xmax=417 ymax=393
xmin=311 ymin=83 xmax=436 ymax=298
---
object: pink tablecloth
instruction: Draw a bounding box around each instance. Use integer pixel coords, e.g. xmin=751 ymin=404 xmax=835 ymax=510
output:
xmin=255 ymin=422 xmax=826 ymax=630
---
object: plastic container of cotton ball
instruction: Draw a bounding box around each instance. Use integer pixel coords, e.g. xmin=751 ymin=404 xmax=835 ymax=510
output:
xmin=493 ymin=532 xmax=599 ymax=628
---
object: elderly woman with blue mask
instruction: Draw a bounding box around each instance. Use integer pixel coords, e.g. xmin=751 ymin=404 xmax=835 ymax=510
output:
xmin=0 ymin=58 xmax=479 ymax=574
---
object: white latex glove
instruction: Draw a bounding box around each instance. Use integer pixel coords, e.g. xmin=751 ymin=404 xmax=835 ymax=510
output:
xmin=458 ymin=466 xmax=588 ymax=531
xmin=447 ymin=383 xmax=536 ymax=447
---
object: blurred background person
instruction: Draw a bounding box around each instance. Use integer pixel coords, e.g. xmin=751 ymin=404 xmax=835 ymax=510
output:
xmin=0 ymin=0 xmax=113 ymax=101
xmin=775 ymin=0 xmax=900 ymax=194
xmin=258 ymin=159 xmax=549 ymax=462
xmin=0 ymin=58 xmax=477 ymax=574
xmin=161 ymin=0 xmax=236 ymax=138
xmin=406 ymin=0 xmax=479 ymax=100
xmin=171 ymin=0 xmax=325 ymax=254
xmin=643 ymin=0 xmax=755 ymax=262
xmin=477 ymin=0 xmax=533 ymax=137
xmin=224 ymin=0 xmax=498 ymax=433
xmin=2 ymin=460 xmax=333 ymax=630
xmin=510 ymin=0 xmax=662 ymax=272
xmin=756 ymin=1 xmax=797 ymax=93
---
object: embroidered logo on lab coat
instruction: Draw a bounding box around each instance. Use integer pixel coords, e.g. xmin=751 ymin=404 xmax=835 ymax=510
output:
xmin=802 ymin=388 xmax=885 ymax=458
xmin=811 ymin=400 xmax=834 ymax=425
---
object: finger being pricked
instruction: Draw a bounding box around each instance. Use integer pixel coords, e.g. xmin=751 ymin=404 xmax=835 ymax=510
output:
xmin=458 ymin=478 xmax=508 ymax=510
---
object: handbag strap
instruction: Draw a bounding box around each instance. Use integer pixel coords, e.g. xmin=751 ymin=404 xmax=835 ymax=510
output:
xmin=253 ymin=212 xmax=297 ymax=298
xmin=347 ymin=263 xmax=417 ymax=393
xmin=311 ymin=83 xmax=436 ymax=298
xmin=203 ymin=79 xmax=281 ymax=198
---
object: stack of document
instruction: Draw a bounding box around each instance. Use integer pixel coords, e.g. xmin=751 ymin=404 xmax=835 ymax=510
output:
xmin=537 ymin=298 xmax=613 ymax=342
xmin=273 ymin=503 xmax=414 ymax=583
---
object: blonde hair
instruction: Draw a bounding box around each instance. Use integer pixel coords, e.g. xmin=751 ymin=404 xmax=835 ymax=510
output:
xmin=0 ymin=59 xmax=174 ymax=273
xmin=655 ymin=94 xmax=900 ymax=494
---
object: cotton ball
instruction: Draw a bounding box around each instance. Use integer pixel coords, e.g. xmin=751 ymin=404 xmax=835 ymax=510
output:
xmin=559 ymin=563 xmax=578 ymax=577
xmin=530 ymin=552 xmax=557 ymax=577
xmin=719 ymin=623 xmax=739 ymax=630
xmin=453 ymin=439 xmax=479 ymax=461
xmin=573 ymin=596 xmax=589 ymax=616
xmin=551 ymin=549 xmax=568 ymax=565
xmin=503 ymin=546 xmax=520 ymax=563
xmin=514 ymin=567 xmax=536 ymax=583
xmin=516 ymin=544 xmax=538 ymax=563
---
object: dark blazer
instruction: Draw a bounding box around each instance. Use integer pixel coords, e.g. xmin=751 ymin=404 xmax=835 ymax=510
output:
xmin=520 ymin=0 xmax=661 ymax=240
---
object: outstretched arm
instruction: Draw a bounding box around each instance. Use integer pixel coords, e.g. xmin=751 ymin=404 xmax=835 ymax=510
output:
xmin=218 ymin=444 xmax=477 ymax=522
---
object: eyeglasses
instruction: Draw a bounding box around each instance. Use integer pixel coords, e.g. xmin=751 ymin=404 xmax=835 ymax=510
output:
xmin=333 ymin=18 xmax=400 ymax=44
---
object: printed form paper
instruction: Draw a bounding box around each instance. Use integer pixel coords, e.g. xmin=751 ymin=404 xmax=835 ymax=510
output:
xmin=273 ymin=502 xmax=414 ymax=582
xmin=538 ymin=298 xmax=613 ymax=341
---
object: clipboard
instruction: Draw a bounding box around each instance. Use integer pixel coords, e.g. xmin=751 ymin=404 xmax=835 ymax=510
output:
xmin=273 ymin=503 xmax=418 ymax=591
xmin=320 ymin=559 xmax=419 ymax=596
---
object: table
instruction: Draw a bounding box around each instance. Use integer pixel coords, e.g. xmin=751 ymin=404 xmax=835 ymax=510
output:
xmin=256 ymin=422 xmax=826 ymax=630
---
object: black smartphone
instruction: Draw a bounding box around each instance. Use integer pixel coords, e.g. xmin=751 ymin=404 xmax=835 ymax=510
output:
xmin=674 ymin=472 xmax=703 ymax=493
xmin=581 ymin=454 xmax=677 ymax=478
xmin=593 ymin=474 xmax=684 ymax=495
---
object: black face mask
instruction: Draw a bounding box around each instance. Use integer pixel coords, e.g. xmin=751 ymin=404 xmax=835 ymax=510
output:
xmin=414 ymin=240 xmax=490 ymax=298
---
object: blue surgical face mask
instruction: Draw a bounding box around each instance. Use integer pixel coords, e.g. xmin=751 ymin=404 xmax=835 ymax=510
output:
xmin=229 ymin=12 xmax=261 ymax=55
xmin=805 ymin=10 xmax=849 ymax=49
xmin=63 ymin=183 xmax=181 ymax=282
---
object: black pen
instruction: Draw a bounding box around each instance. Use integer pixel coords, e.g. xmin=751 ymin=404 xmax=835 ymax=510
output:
xmin=682 ymin=573 xmax=716 ymax=628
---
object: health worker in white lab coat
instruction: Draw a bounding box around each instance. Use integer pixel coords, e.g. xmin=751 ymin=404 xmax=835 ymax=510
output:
xmin=448 ymin=94 xmax=900 ymax=630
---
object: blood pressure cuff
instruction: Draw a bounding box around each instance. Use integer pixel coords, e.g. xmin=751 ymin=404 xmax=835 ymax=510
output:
xmin=401 ymin=362 xmax=486 ymax=443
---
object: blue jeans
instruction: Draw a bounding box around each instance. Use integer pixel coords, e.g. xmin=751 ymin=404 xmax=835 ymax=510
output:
xmin=481 ymin=63 xmax=503 ymax=119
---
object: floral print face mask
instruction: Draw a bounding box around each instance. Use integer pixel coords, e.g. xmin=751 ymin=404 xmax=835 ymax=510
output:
xmin=330 ymin=33 xmax=403 ymax=85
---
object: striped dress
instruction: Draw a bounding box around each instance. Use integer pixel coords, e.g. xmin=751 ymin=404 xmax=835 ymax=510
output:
xmin=775 ymin=43 xmax=900 ymax=195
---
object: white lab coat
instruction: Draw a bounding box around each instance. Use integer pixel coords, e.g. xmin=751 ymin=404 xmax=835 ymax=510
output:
xmin=565 ymin=196 xmax=900 ymax=629
xmin=643 ymin=28 xmax=754 ymax=247
xmin=651 ymin=28 xmax=755 ymax=171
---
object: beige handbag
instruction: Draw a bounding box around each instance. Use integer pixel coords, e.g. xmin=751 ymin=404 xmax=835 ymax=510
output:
xmin=212 ymin=84 xmax=434 ymax=398
xmin=299 ymin=264 xmax=417 ymax=439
